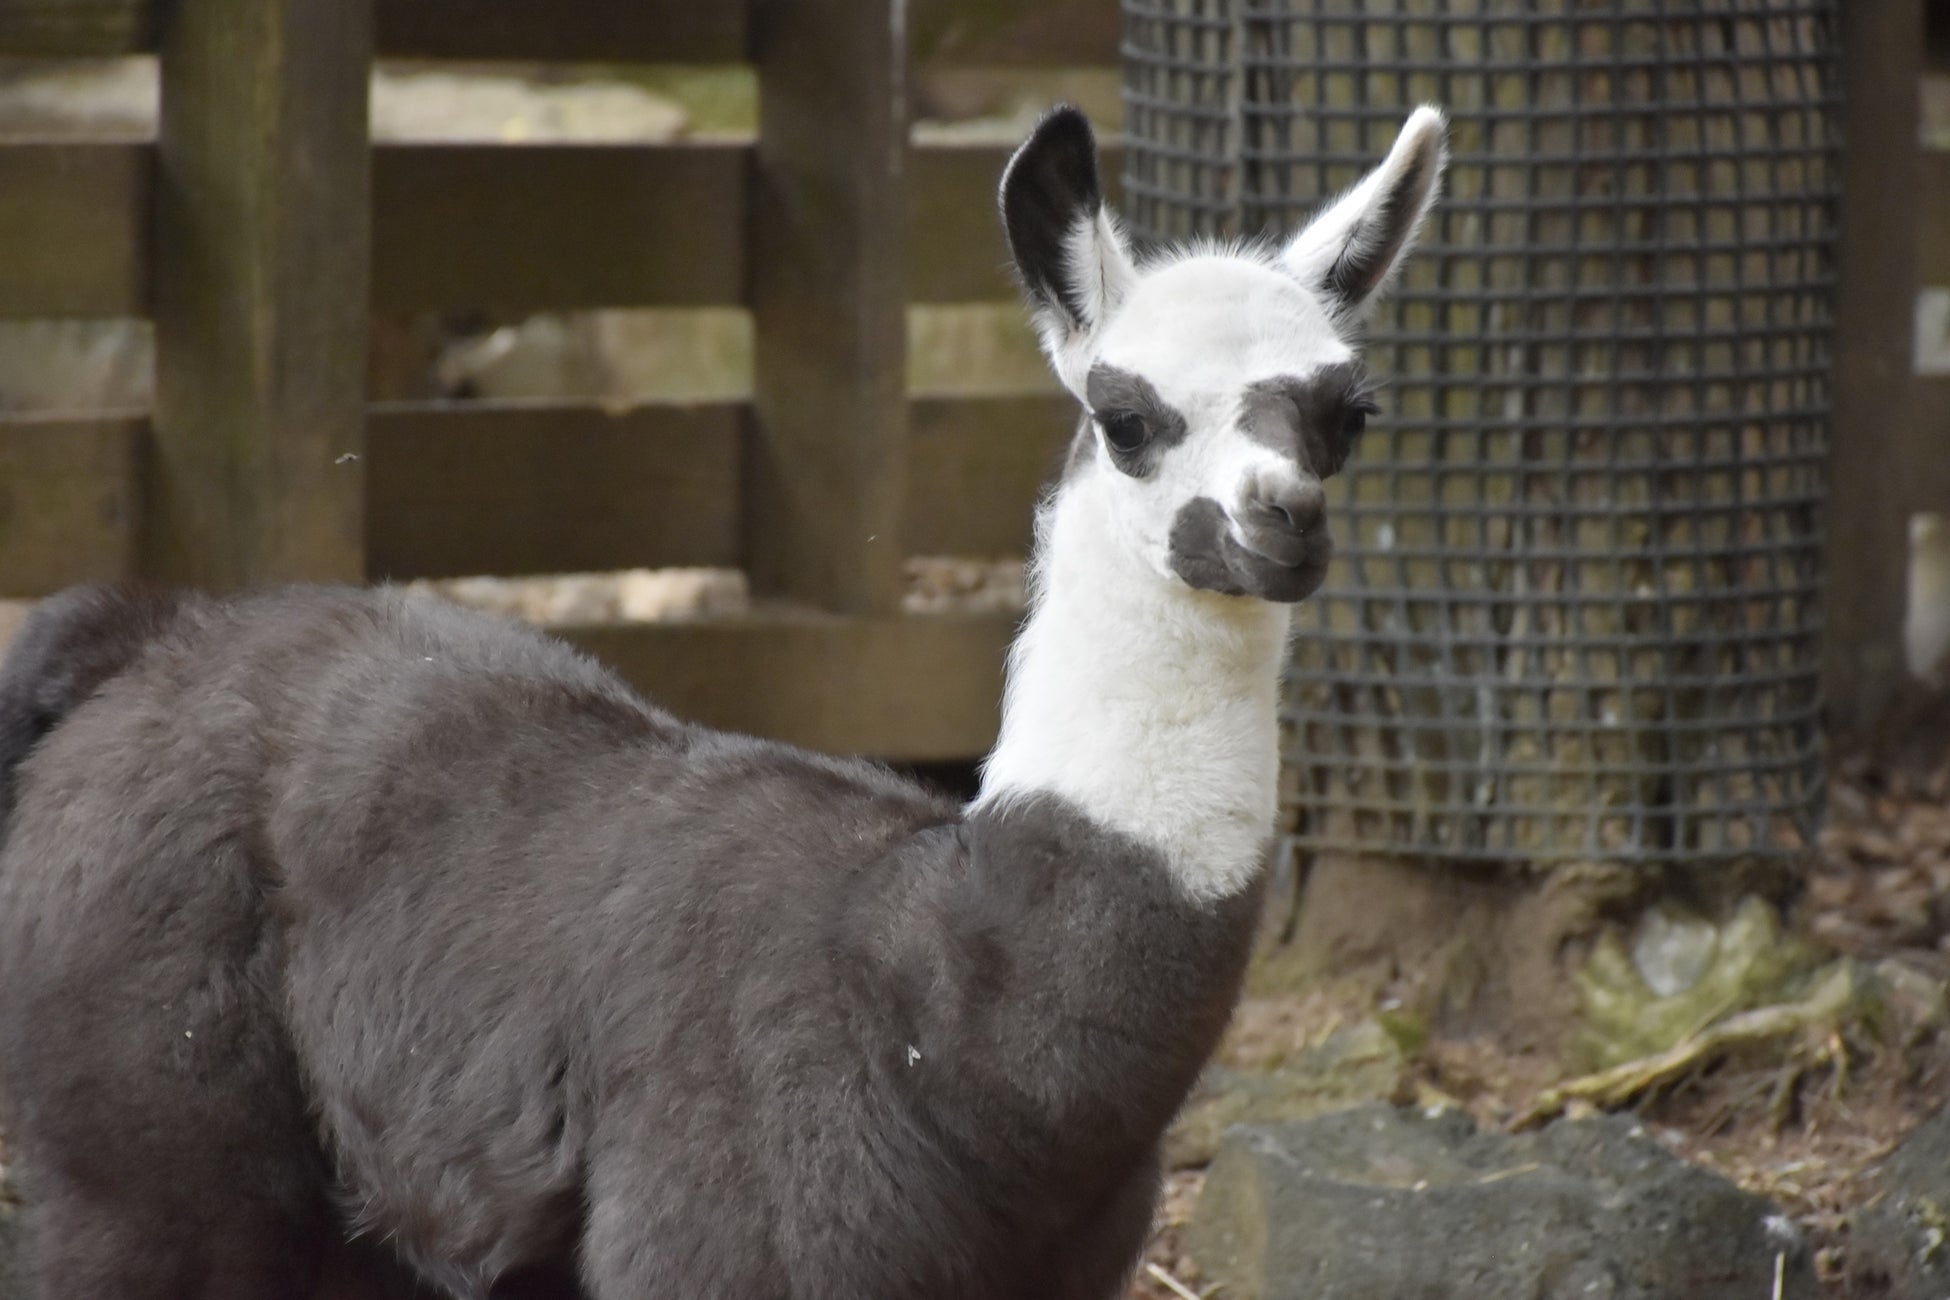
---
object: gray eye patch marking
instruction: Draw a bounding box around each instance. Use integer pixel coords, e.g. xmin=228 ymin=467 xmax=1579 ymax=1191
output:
xmin=1084 ymin=362 xmax=1191 ymax=477
xmin=1238 ymin=361 xmax=1376 ymax=479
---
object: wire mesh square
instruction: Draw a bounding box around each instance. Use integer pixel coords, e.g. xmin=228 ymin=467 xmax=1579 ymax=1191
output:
xmin=1123 ymin=0 xmax=1837 ymax=866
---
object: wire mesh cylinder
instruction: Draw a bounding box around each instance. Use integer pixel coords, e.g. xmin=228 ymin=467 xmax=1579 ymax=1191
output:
xmin=1124 ymin=0 xmax=1837 ymax=867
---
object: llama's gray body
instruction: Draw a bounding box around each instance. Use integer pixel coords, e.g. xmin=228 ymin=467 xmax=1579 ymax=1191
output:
xmin=0 ymin=97 xmax=1448 ymax=1300
xmin=0 ymin=585 xmax=1259 ymax=1299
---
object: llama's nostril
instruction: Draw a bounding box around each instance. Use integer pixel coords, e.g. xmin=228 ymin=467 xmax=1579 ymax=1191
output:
xmin=1254 ymin=479 xmax=1325 ymax=536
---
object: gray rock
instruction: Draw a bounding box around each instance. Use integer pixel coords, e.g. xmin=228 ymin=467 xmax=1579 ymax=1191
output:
xmin=1847 ymin=1103 xmax=1950 ymax=1298
xmin=1166 ymin=1021 xmax=1410 ymax=1170
xmin=1189 ymin=1103 xmax=1818 ymax=1300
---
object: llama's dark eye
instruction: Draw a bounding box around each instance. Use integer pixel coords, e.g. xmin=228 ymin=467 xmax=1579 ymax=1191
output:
xmin=1342 ymin=400 xmax=1377 ymax=443
xmin=1099 ymin=411 xmax=1152 ymax=455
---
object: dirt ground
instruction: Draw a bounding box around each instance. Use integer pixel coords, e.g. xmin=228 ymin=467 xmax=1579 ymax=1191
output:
xmin=1131 ymin=709 xmax=1950 ymax=1300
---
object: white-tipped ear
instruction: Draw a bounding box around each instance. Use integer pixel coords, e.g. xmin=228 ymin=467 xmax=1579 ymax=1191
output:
xmin=1000 ymin=106 xmax=1138 ymax=388
xmin=1280 ymin=104 xmax=1447 ymax=319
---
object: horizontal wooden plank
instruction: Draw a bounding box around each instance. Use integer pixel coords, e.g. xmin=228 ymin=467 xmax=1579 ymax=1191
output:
xmin=377 ymin=139 xmax=1052 ymax=311
xmin=910 ymin=141 xmax=1122 ymax=303
xmin=563 ymin=606 xmax=1016 ymax=759
xmin=0 ymin=135 xmax=1098 ymax=318
xmin=0 ymin=0 xmax=1119 ymax=65
xmin=367 ymin=394 xmax=1066 ymax=582
xmin=0 ymin=143 xmax=149 ymax=318
xmin=910 ymin=143 xmax=1015 ymax=304
xmin=0 ymin=0 xmax=155 ymax=55
xmin=378 ymin=139 xmax=1110 ymax=311
xmin=0 ymin=137 xmax=1061 ymax=317
xmin=907 ymin=392 xmax=1072 ymax=555
xmin=374 ymin=139 xmax=1059 ymax=311
xmin=0 ymin=415 xmax=144 ymax=596
xmin=911 ymin=0 xmax=1119 ymax=67
xmin=378 ymin=139 xmax=1041 ymax=311
xmin=1923 ymin=147 xmax=1950 ymax=285
xmin=364 ymin=401 xmax=743 ymax=581
xmin=375 ymin=0 xmax=747 ymax=63
xmin=372 ymin=143 xmax=747 ymax=312
xmin=0 ymin=0 xmax=744 ymax=58
xmin=0 ymin=142 xmax=746 ymax=316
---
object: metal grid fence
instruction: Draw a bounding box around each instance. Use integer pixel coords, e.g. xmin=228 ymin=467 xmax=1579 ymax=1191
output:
xmin=1124 ymin=0 xmax=1837 ymax=865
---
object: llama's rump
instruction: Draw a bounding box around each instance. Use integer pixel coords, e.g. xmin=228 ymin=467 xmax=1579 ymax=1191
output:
xmin=0 ymin=585 xmax=962 ymax=1293
xmin=0 ymin=584 xmax=185 ymax=837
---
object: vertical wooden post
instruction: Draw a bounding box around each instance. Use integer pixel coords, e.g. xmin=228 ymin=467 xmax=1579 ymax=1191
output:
xmin=147 ymin=0 xmax=373 ymax=590
xmin=746 ymin=0 xmax=910 ymax=616
xmin=1825 ymin=0 xmax=1924 ymax=738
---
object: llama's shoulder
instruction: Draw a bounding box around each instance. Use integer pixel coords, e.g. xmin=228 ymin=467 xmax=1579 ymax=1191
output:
xmin=696 ymin=793 xmax=1262 ymax=1287
xmin=886 ymin=793 xmax=1264 ymax=1038
xmin=857 ymin=794 xmax=1263 ymax=1137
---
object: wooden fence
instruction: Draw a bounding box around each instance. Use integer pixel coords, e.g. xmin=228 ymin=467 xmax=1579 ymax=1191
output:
xmin=0 ymin=0 xmax=1119 ymax=760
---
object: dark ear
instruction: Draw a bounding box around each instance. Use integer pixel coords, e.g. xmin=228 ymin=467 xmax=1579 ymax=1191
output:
xmin=999 ymin=105 xmax=1134 ymax=337
xmin=1280 ymin=105 xmax=1448 ymax=319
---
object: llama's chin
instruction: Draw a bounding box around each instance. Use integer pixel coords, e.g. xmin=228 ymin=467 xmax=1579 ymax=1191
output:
xmin=1216 ymin=547 xmax=1332 ymax=604
xmin=1167 ymin=497 xmax=1333 ymax=603
xmin=1241 ymin=551 xmax=1332 ymax=603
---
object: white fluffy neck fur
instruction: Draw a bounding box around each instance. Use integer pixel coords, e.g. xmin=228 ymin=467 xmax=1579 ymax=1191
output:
xmin=973 ymin=471 xmax=1292 ymax=904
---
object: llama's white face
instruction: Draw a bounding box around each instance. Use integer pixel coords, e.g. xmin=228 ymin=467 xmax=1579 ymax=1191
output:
xmin=1000 ymin=105 xmax=1447 ymax=603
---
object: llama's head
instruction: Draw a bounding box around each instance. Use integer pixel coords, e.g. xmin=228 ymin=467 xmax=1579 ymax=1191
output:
xmin=1001 ymin=105 xmax=1446 ymax=604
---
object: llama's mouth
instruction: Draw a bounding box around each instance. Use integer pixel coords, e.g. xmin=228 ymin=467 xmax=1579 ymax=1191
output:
xmin=1167 ymin=497 xmax=1333 ymax=603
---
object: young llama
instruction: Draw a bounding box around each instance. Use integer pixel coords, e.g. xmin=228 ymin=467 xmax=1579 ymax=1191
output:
xmin=0 ymin=103 xmax=1445 ymax=1300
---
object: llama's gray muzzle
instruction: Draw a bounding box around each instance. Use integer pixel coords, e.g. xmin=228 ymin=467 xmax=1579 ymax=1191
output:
xmin=1235 ymin=471 xmax=1327 ymax=568
xmin=1168 ymin=496 xmax=1333 ymax=603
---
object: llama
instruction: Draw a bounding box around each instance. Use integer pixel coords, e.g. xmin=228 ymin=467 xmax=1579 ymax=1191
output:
xmin=0 ymin=103 xmax=1445 ymax=1300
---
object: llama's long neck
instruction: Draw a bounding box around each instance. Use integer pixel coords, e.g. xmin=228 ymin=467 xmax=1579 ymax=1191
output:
xmin=973 ymin=474 xmax=1292 ymax=903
